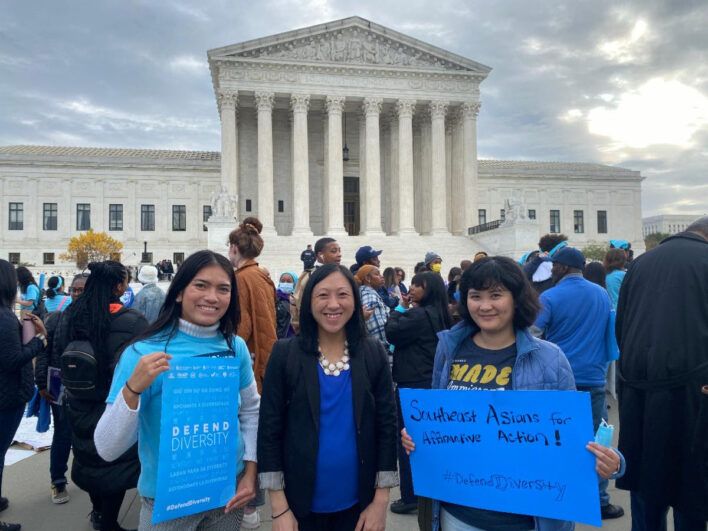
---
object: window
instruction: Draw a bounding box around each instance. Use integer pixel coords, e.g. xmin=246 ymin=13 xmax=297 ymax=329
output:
xmin=500 ymin=208 xmax=505 ymax=222
xmin=9 ymin=202 xmax=23 ymax=230
xmin=478 ymin=209 xmax=487 ymax=225
xmin=173 ymin=252 xmax=185 ymax=266
xmin=597 ymin=210 xmax=608 ymax=234
xmin=278 ymin=200 xmax=284 ymax=213
xmin=43 ymin=203 xmax=58 ymax=230
xmin=574 ymin=210 xmax=584 ymax=233
xmin=550 ymin=210 xmax=561 ymax=233
xmin=109 ymin=204 xmax=123 ymax=231
xmin=528 ymin=209 xmax=536 ymax=220
xmin=8 ymin=253 xmax=20 ymax=265
xmin=141 ymin=204 xmax=155 ymax=231
xmin=203 ymin=205 xmax=212 ymax=231
xmin=245 ymin=199 xmax=252 ymax=212
xmin=172 ymin=205 xmax=186 ymax=231
xmin=76 ymin=203 xmax=91 ymax=230
xmin=43 ymin=253 xmax=55 ymax=265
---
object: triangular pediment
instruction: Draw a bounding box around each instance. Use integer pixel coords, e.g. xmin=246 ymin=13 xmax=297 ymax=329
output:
xmin=208 ymin=16 xmax=491 ymax=75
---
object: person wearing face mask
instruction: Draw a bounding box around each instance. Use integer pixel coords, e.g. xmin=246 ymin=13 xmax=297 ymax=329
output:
xmin=424 ymin=251 xmax=443 ymax=275
xmin=276 ymin=272 xmax=298 ymax=339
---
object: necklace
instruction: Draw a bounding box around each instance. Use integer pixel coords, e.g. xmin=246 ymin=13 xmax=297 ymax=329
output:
xmin=318 ymin=341 xmax=350 ymax=377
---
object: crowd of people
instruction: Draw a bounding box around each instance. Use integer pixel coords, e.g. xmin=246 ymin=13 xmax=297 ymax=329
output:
xmin=1 ymin=214 xmax=706 ymax=531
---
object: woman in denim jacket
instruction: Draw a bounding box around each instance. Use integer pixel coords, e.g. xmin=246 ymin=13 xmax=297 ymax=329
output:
xmin=402 ymin=257 xmax=625 ymax=531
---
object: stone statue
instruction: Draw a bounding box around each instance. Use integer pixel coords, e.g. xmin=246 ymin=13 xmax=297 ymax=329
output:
xmin=210 ymin=185 xmax=237 ymax=220
xmin=501 ymin=197 xmax=528 ymax=227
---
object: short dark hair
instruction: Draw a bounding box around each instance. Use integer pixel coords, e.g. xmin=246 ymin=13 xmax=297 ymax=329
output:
xmin=394 ymin=267 xmax=405 ymax=282
xmin=314 ymin=237 xmax=336 ymax=255
xmin=458 ymin=256 xmax=540 ymax=330
xmin=0 ymin=259 xmax=18 ymax=308
xmin=583 ymin=262 xmax=607 ymax=288
xmin=603 ymin=249 xmax=626 ymax=273
xmin=538 ymin=234 xmax=568 ymax=253
xmin=298 ymin=264 xmax=367 ymax=354
xmin=413 ymin=261 xmax=426 ymax=274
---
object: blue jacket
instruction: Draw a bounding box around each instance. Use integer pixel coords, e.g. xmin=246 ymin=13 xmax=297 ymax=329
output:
xmin=133 ymin=283 xmax=166 ymax=324
xmin=428 ymin=321 xmax=624 ymax=531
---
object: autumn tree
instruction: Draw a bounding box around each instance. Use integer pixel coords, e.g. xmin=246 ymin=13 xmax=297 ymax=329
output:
xmin=644 ymin=232 xmax=671 ymax=251
xmin=61 ymin=230 xmax=123 ymax=269
xmin=582 ymin=241 xmax=609 ymax=262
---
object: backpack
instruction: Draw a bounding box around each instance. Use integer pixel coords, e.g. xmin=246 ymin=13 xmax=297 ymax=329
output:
xmin=60 ymin=339 xmax=103 ymax=401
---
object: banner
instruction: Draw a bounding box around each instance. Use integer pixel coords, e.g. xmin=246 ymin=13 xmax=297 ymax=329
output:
xmin=400 ymin=389 xmax=601 ymax=526
xmin=153 ymin=358 xmax=240 ymax=524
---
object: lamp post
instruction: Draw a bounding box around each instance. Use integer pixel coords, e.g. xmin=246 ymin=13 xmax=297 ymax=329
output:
xmin=141 ymin=241 xmax=149 ymax=263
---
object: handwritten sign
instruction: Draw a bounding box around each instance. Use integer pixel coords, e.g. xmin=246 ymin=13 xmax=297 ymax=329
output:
xmin=400 ymin=389 xmax=601 ymax=526
xmin=152 ymin=358 xmax=240 ymax=524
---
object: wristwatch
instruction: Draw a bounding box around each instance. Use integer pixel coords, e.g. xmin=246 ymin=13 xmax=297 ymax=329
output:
xmin=35 ymin=333 xmax=47 ymax=348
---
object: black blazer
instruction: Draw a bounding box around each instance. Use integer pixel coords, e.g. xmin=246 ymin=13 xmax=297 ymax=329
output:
xmin=257 ymin=336 xmax=397 ymax=518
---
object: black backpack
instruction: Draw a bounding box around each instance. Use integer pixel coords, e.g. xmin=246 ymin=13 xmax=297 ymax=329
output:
xmin=60 ymin=339 xmax=103 ymax=401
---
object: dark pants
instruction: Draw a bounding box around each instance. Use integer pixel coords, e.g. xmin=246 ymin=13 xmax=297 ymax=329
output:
xmin=49 ymin=403 xmax=72 ymax=486
xmin=297 ymin=504 xmax=361 ymax=531
xmin=89 ymin=489 xmax=127 ymax=531
xmin=396 ymin=381 xmax=430 ymax=505
xmin=0 ymin=405 xmax=25 ymax=498
xmin=630 ymin=492 xmax=707 ymax=531
xmin=577 ymin=385 xmax=610 ymax=507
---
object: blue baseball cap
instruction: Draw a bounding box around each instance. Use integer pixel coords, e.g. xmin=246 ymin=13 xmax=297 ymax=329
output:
xmin=551 ymin=247 xmax=586 ymax=270
xmin=355 ymin=245 xmax=382 ymax=265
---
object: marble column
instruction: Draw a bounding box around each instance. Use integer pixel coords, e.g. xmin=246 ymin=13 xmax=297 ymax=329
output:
xmin=430 ymin=101 xmax=448 ymax=234
xmin=362 ymin=97 xmax=384 ymax=235
xmin=445 ymin=119 xmax=453 ymax=231
xmin=462 ymin=102 xmax=481 ymax=230
xmin=388 ymin=112 xmax=400 ymax=234
xmin=219 ymin=92 xmax=239 ymax=204
xmin=290 ymin=94 xmax=313 ymax=236
xmin=325 ymin=95 xmax=347 ymax=235
xmin=451 ymin=109 xmax=465 ymax=234
xmin=420 ymin=110 xmax=432 ymax=234
xmin=358 ymin=111 xmax=367 ymax=231
xmin=396 ymin=99 xmax=416 ymax=234
xmin=255 ymin=91 xmax=275 ymax=233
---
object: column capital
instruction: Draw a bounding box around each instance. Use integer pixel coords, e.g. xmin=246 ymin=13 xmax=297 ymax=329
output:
xmin=218 ymin=92 xmax=238 ymax=111
xmin=362 ymin=96 xmax=383 ymax=116
xmin=325 ymin=95 xmax=345 ymax=114
xmin=290 ymin=93 xmax=310 ymax=113
xmin=429 ymin=100 xmax=448 ymax=118
xmin=461 ymin=101 xmax=481 ymax=119
xmin=255 ymin=91 xmax=275 ymax=111
xmin=395 ymin=99 xmax=416 ymax=119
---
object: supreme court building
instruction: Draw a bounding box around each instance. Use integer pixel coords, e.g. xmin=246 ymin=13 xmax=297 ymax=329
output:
xmin=0 ymin=17 xmax=644 ymax=274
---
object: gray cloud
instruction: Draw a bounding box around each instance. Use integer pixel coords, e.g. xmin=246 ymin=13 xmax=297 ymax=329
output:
xmin=1 ymin=0 xmax=707 ymax=215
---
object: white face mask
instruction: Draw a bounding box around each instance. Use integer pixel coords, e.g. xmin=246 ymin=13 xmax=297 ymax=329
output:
xmin=278 ymin=282 xmax=294 ymax=294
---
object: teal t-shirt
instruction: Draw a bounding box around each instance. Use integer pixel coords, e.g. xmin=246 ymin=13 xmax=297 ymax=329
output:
xmin=45 ymin=294 xmax=71 ymax=313
xmin=22 ymin=284 xmax=41 ymax=311
xmin=107 ymin=330 xmax=254 ymax=499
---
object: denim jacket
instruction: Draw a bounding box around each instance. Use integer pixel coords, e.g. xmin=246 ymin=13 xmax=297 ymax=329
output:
xmin=428 ymin=321 xmax=626 ymax=531
xmin=133 ymin=283 xmax=165 ymax=324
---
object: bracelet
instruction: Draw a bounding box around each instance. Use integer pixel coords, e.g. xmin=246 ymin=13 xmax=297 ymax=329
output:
xmin=125 ymin=381 xmax=141 ymax=396
xmin=272 ymin=507 xmax=290 ymax=520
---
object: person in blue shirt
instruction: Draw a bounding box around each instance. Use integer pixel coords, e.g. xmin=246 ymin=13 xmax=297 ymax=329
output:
xmin=94 ymin=250 xmax=260 ymax=530
xmin=16 ymin=266 xmax=41 ymax=313
xmin=603 ymin=249 xmax=626 ymax=311
xmin=402 ymin=256 xmax=624 ymax=531
xmin=44 ymin=276 xmax=72 ymax=313
xmin=533 ymin=247 xmax=624 ymax=520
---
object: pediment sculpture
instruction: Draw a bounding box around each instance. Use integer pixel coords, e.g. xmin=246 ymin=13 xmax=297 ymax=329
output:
xmin=210 ymin=185 xmax=238 ymax=220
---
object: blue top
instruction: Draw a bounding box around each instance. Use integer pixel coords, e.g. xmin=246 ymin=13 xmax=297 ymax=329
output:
xmin=21 ymin=284 xmax=41 ymax=311
xmin=107 ymin=329 xmax=254 ymax=499
xmin=605 ymin=270 xmax=625 ymax=310
xmin=311 ymin=365 xmax=359 ymax=513
xmin=45 ymin=295 xmax=71 ymax=313
xmin=535 ymin=275 xmax=611 ymax=386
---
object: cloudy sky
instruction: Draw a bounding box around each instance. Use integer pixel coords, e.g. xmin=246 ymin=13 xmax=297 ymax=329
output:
xmin=2 ymin=0 xmax=707 ymax=216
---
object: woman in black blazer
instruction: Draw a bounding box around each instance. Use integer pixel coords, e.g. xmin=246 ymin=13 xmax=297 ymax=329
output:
xmin=258 ymin=264 xmax=398 ymax=531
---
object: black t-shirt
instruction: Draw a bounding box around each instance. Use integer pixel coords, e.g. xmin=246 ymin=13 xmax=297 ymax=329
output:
xmin=443 ymin=338 xmax=534 ymax=530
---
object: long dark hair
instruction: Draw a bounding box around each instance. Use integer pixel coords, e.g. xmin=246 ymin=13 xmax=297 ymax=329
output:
xmin=458 ymin=257 xmax=540 ymax=330
xmin=383 ymin=267 xmax=397 ymax=288
xmin=0 ymin=259 xmax=18 ymax=309
xmin=46 ymin=275 xmax=65 ymax=299
xmin=65 ymin=261 xmax=127 ymax=349
xmin=16 ymin=266 xmax=37 ymax=293
xmin=411 ymin=272 xmax=453 ymax=329
xmin=298 ymin=264 xmax=367 ymax=355
xmin=128 ymin=250 xmax=240 ymax=350
xmin=583 ymin=262 xmax=607 ymax=288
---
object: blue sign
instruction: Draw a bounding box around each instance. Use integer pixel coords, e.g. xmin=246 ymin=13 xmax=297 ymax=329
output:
xmin=400 ymin=389 xmax=601 ymax=526
xmin=119 ymin=286 xmax=134 ymax=308
xmin=153 ymin=358 xmax=240 ymax=524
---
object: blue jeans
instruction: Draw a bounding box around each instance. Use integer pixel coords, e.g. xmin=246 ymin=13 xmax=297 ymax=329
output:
xmin=0 ymin=405 xmax=26 ymax=498
xmin=49 ymin=403 xmax=72 ymax=486
xmin=630 ymin=491 xmax=707 ymax=531
xmin=577 ymin=385 xmax=610 ymax=507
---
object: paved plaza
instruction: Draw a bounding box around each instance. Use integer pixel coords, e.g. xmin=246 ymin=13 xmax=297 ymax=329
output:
xmin=3 ymin=394 xmax=664 ymax=531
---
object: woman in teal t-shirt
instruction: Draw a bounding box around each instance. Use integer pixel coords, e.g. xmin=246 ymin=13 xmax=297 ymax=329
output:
xmin=44 ymin=275 xmax=72 ymax=313
xmin=604 ymin=249 xmax=627 ymax=310
xmin=94 ymin=250 xmax=259 ymax=530
xmin=16 ymin=266 xmax=41 ymax=312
